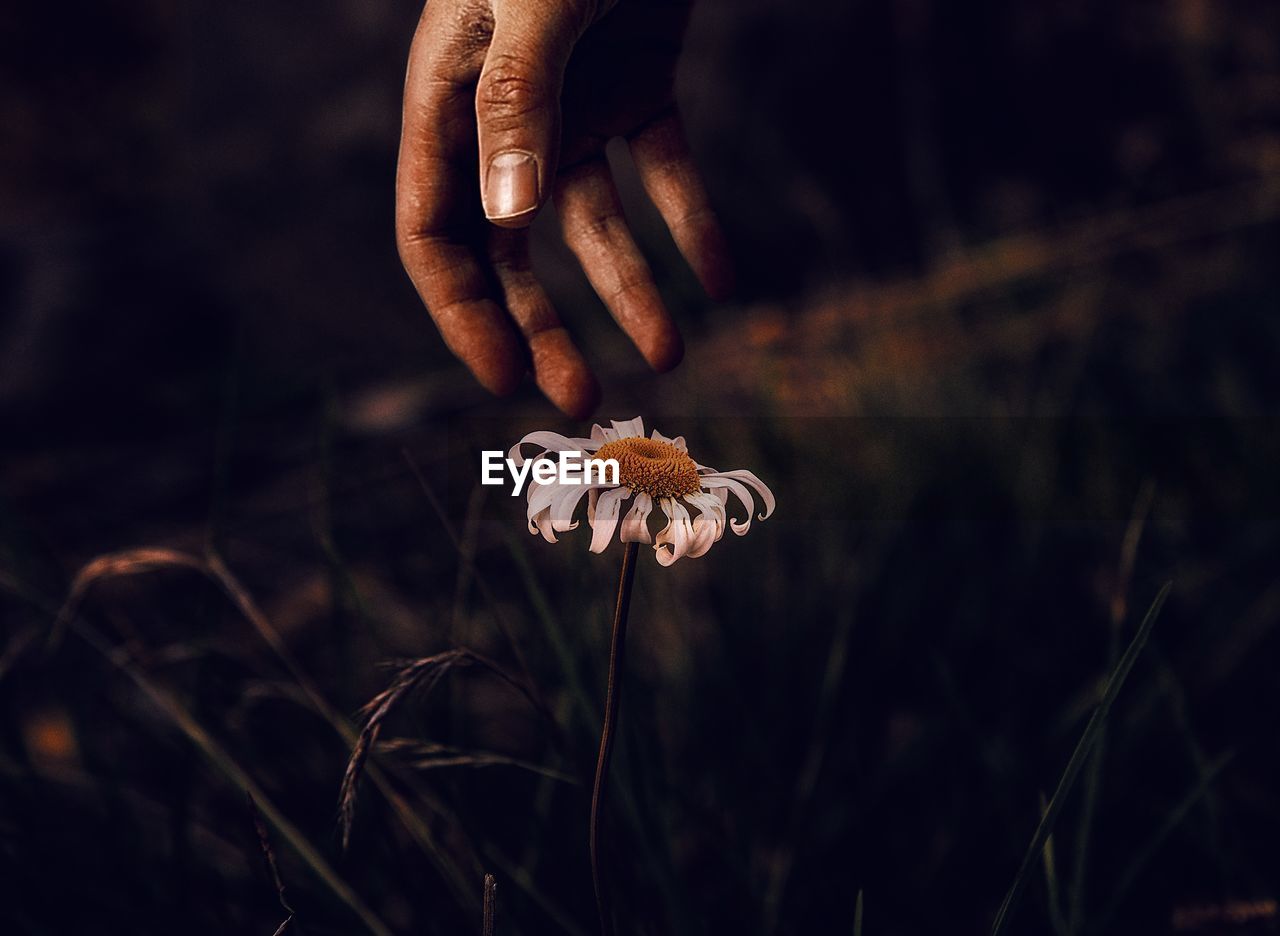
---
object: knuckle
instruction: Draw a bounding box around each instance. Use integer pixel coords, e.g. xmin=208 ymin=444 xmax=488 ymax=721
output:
xmin=578 ymin=212 xmax=618 ymax=242
xmin=477 ymin=54 xmax=547 ymax=125
xmin=394 ymin=223 xmax=425 ymax=264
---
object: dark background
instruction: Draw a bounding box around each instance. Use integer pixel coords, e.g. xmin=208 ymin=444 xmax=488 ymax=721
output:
xmin=3 ymin=1 xmax=1280 ymax=934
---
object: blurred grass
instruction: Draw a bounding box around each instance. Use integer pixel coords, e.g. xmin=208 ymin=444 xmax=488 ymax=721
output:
xmin=3 ymin=1 xmax=1280 ymax=933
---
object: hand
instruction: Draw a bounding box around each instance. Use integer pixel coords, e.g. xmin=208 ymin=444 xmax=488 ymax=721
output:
xmin=395 ymin=0 xmax=733 ymax=418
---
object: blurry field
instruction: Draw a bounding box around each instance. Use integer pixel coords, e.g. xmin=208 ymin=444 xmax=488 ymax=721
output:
xmin=3 ymin=1 xmax=1280 ymax=934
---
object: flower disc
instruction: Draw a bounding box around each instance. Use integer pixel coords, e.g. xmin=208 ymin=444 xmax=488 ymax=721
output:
xmin=592 ymin=437 xmax=701 ymax=499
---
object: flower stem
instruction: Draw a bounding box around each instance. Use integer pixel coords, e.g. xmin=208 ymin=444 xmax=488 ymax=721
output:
xmin=590 ymin=541 xmax=639 ymax=936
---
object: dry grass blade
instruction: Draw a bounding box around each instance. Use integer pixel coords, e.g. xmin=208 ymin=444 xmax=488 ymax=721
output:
xmin=249 ymin=791 xmax=298 ymax=935
xmin=51 ymin=548 xmax=207 ymax=648
xmin=64 ymin=615 xmax=392 ymax=936
xmin=50 ymin=546 xmax=479 ymax=914
xmin=339 ymin=648 xmax=545 ymax=850
xmin=483 ymin=873 xmax=497 ymax=936
xmin=376 ymin=738 xmax=578 ymax=784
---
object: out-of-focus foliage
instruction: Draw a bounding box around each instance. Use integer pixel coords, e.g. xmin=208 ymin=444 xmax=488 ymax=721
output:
xmin=3 ymin=1 xmax=1279 ymax=933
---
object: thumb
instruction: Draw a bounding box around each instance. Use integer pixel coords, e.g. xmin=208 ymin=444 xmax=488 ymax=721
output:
xmin=476 ymin=1 xmax=592 ymax=227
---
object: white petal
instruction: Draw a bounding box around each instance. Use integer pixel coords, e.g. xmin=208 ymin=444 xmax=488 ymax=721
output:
xmin=589 ymin=487 xmax=631 ymax=553
xmin=687 ymin=517 xmax=718 ymax=558
xmin=698 ymin=476 xmax=758 ymax=534
xmin=705 ymin=469 xmax=775 ymax=520
xmin=610 ymin=417 xmax=645 ymax=439
xmin=508 ymin=431 xmax=600 ymax=467
xmin=685 ymin=489 xmax=724 ymax=516
xmin=548 ymin=483 xmax=597 ymax=532
xmin=619 ymin=493 xmax=654 ymax=544
xmin=650 ymin=428 xmax=687 ymax=452
xmin=525 ymin=479 xmax=558 ymax=522
xmin=683 ymin=493 xmax=724 ymax=557
xmin=530 ymin=507 xmax=558 ymax=543
xmin=685 ymin=491 xmax=726 ymax=540
xmin=591 ymin=424 xmax=616 ymax=443
xmin=655 ymin=498 xmax=695 ymax=566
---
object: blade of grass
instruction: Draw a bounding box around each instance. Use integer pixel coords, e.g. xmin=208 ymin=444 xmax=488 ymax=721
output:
xmin=990 ymin=581 xmax=1171 ymax=936
xmin=1095 ymin=750 xmax=1235 ymax=933
xmin=764 ymin=604 xmax=857 ymax=933
xmin=402 ymin=450 xmax=542 ymax=709
xmin=1067 ymin=734 xmax=1106 ymax=935
xmin=853 ymin=890 xmax=864 ymax=936
xmin=502 ymin=529 xmax=599 ymax=734
xmin=1152 ymin=650 xmax=1231 ymax=890
xmin=482 ymin=873 xmax=497 ymax=936
xmin=248 ymin=791 xmax=300 ymax=935
xmin=1039 ymin=792 xmax=1069 ymax=936
xmin=51 ymin=548 xmax=480 ymax=913
xmin=376 ymin=738 xmax=579 ymax=784
xmin=1069 ymin=481 xmax=1155 ymax=935
xmin=68 ymin=616 xmax=393 ymax=936
xmin=480 ymin=842 xmax=592 ymax=936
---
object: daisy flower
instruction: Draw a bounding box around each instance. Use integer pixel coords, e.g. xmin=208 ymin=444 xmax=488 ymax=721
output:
xmin=509 ymin=417 xmax=775 ymax=565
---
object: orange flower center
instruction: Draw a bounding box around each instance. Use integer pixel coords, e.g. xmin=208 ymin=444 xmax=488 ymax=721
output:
xmin=591 ymin=436 xmax=701 ymax=499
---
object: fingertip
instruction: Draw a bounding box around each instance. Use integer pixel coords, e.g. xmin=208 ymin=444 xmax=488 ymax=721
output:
xmin=694 ymin=225 xmax=737 ymax=301
xmin=529 ymin=330 xmax=600 ymax=419
xmin=451 ymin=319 xmax=526 ymax=397
xmin=699 ymin=258 xmax=737 ymax=303
xmin=645 ymin=328 xmax=684 ymax=373
xmin=471 ymin=352 xmax=525 ymax=398
xmin=553 ymin=374 xmax=602 ymax=421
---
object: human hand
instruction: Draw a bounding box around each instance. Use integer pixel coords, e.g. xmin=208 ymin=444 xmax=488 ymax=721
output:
xmin=395 ymin=0 xmax=733 ymax=418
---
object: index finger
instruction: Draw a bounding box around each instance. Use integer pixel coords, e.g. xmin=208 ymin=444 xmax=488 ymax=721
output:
xmin=395 ymin=4 xmax=525 ymax=396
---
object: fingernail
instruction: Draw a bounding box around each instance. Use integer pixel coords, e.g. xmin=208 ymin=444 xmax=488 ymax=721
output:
xmin=484 ymin=151 xmax=539 ymax=221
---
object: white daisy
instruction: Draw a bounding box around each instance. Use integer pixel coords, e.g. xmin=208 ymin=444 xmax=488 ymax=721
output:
xmin=508 ymin=417 xmax=775 ymax=566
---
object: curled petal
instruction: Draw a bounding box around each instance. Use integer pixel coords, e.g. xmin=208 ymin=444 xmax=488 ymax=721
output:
xmin=655 ymin=499 xmax=696 ymax=567
xmin=591 ymin=423 xmax=615 ymax=444
xmin=685 ymin=493 xmax=725 ymax=558
xmin=620 ymin=493 xmax=654 ymax=544
xmin=687 ymin=516 xmax=718 ymax=558
xmin=530 ymin=507 xmax=558 ymax=543
xmin=706 ymin=469 xmax=775 ymax=521
xmin=549 ymin=483 xmax=607 ymax=532
xmin=589 ymin=487 xmax=632 ymax=553
xmin=508 ymin=431 xmax=599 ymax=467
xmin=685 ymin=492 xmax=726 ymax=541
xmin=698 ymin=476 xmax=758 ymax=535
xmin=525 ymin=479 xmax=557 ymax=525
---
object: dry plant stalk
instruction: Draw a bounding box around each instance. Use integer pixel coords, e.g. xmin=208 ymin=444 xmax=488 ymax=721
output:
xmin=338 ymin=647 xmax=543 ymax=850
xmin=590 ymin=541 xmax=639 ymax=936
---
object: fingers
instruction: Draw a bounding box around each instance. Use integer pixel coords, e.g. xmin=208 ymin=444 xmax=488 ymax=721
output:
xmin=555 ymin=159 xmax=683 ymax=372
xmin=476 ymin=0 xmax=595 ymax=227
xmin=487 ymin=228 xmax=600 ymax=418
xmin=396 ymin=4 xmax=524 ymax=396
xmin=628 ymin=112 xmax=735 ymax=300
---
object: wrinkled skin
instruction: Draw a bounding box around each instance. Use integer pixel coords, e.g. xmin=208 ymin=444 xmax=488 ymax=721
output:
xmin=396 ymin=0 xmax=732 ymax=418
